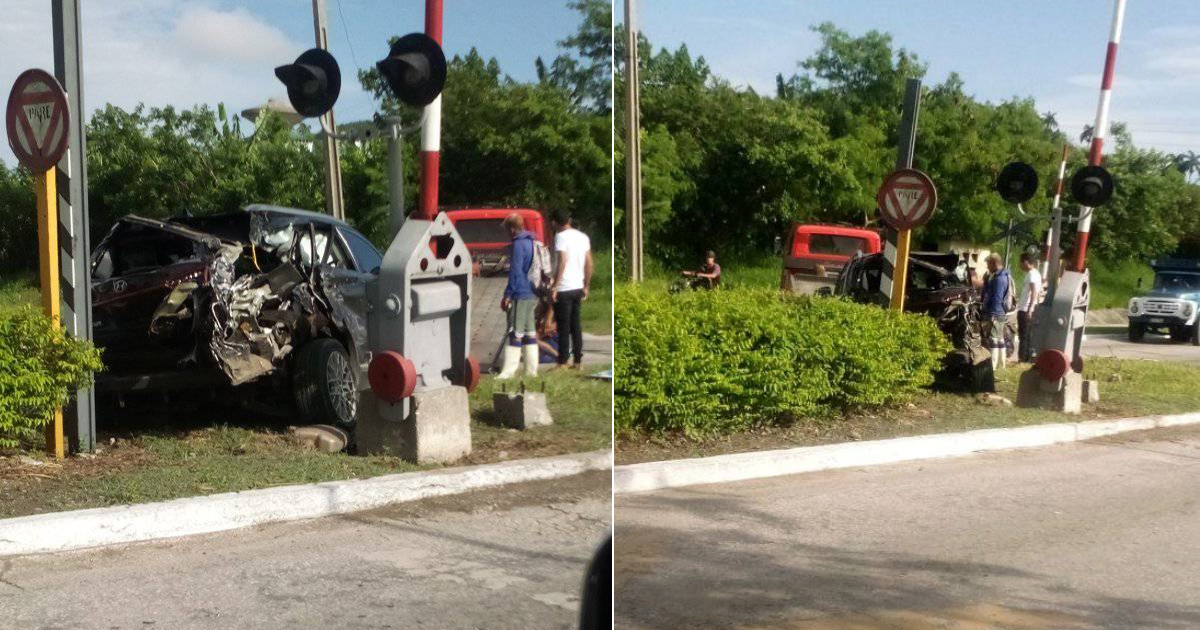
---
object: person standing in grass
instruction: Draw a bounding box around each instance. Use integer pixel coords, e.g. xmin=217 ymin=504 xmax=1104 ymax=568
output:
xmin=497 ymin=213 xmax=539 ymax=379
xmin=1016 ymin=252 xmax=1043 ymax=363
xmin=550 ymin=211 xmax=593 ymax=369
xmin=982 ymin=253 xmax=1014 ymax=369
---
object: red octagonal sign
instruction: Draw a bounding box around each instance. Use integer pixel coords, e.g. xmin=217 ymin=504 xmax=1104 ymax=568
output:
xmin=6 ymin=69 xmax=70 ymax=173
xmin=877 ymin=168 xmax=938 ymax=231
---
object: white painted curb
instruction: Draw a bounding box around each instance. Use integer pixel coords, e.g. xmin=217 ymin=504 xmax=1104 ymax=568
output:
xmin=614 ymin=412 xmax=1200 ymax=495
xmin=0 ymin=449 xmax=612 ymax=557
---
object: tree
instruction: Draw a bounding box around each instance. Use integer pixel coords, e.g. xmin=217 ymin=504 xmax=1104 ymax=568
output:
xmin=536 ymin=0 xmax=613 ymax=113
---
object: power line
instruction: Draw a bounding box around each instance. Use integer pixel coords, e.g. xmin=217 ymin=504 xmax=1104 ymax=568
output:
xmin=335 ymin=0 xmax=362 ymax=73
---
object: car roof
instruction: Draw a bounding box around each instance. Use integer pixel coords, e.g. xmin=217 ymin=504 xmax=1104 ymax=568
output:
xmin=243 ymin=204 xmax=353 ymax=228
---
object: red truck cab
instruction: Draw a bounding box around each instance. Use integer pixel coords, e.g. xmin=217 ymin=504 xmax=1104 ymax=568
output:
xmin=780 ymin=224 xmax=882 ymax=294
xmin=443 ymin=207 xmax=547 ymax=275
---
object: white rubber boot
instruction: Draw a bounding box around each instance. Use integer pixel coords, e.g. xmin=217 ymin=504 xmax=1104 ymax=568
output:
xmin=991 ymin=348 xmax=1002 ymax=370
xmin=522 ymin=343 xmax=540 ymax=377
xmin=496 ymin=345 xmax=522 ymax=380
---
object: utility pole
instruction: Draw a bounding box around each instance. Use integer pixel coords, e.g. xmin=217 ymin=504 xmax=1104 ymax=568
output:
xmin=52 ymin=0 xmax=96 ymax=452
xmin=624 ymin=0 xmax=643 ymax=281
xmin=312 ymin=0 xmax=346 ymax=220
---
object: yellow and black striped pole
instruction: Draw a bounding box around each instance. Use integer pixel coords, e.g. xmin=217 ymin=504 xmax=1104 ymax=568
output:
xmin=35 ymin=169 xmax=65 ymax=459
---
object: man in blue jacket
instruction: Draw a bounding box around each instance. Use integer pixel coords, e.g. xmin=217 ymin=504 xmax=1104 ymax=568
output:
xmin=981 ymin=253 xmax=1012 ymax=369
xmin=497 ymin=213 xmax=539 ymax=379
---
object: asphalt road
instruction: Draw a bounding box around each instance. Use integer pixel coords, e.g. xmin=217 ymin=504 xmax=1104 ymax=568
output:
xmin=615 ymin=425 xmax=1200 ymax=629
xmin=1082 ymin=331 xmax=1200 ymax=365
xmin=1 ymin=471 xmax=611 ymax=630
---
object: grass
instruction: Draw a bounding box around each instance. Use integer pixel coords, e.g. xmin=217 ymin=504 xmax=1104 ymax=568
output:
xmin=1087 ymin=258 xmax=1153 ymax=309
xmin=0 ymin=368 xmax=611 ymax=518
xmin=580 ymin=246 xmax=613 ymax=334
xmin=0 ymin=271 xmax=39 ymax=313
xmin=616 ymin=357 xmax=1200 ymax=464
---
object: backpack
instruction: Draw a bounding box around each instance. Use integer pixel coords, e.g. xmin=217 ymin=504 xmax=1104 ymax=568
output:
xmin=527 ymin=240 xmax=552 ymax=290
xmin=1003 ymin=273 xmax=1018 ymax=313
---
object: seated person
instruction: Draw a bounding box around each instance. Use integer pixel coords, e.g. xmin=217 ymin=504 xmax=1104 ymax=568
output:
xmin=681 ymin=250 xmax=722 ymax=289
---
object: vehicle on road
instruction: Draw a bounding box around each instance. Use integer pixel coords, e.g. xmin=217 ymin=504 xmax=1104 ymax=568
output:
xmin=779 ymin=224 xmax=881 ymax=295
xmin=1128 ymin=258 xmax=1200 ymax=345
xmin=831 ymin=251 xmax=993 ymax=392
xmin=91 ymin=205 xmax=385 ymax=427
xmin=444 ymin=207 xmax=547 ymax=275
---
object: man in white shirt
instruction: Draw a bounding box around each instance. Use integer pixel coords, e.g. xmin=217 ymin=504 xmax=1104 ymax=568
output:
xmin=1016 ymin=252 xmax=1043 ymax=363
xmin=550 ymin=211 xmax=593 ymax=369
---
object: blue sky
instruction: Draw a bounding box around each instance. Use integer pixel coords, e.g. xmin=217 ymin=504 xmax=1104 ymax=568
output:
xmin=624 ymin=0 xmax=1200 ymax=156
xmin=1 ymin=0 xmax=580 ymax=165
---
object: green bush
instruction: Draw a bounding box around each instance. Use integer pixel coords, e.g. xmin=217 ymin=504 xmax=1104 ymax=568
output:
xmin=615 ymin=286 xmax=952 ymax=438
xmin=0 ymin=307 xmax=104 ymax=449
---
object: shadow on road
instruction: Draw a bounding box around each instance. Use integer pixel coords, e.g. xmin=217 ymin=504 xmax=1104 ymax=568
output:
xmin=615 ymin=488 xmax=1200 ymax=629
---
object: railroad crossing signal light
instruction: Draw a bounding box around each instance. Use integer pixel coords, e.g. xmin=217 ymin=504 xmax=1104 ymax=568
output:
xmin=996 ymin=162 xmax=1040 ymax=204
xmin=376 ymin=33 xmax=447 ymax=108
xmin=275 ymin=48 xmax=342 ymax=118
xmin=1071 ymin=165 xmax=1115 ymax=207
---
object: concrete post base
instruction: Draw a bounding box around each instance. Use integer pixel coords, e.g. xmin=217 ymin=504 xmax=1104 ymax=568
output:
xmin=1082 ymin=379 xmax=1101 ymax=403
xmin=492 ymin=392 xmax=553 ymax=430
xmin=356 ymin=386 xmax=472 ymax=464
xmin=1015 ymin=368 xmax=1082 ymax=414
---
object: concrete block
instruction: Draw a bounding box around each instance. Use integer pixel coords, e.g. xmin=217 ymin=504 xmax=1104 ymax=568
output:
xmin=1082 ymin=379 xmax=1101 ymax=403
xmin=356 ymin=386 xmax=472 ymax=465
xmin=492 ymin=392 xmax=553 ymax=430
xmin=1015 ymin=368 xmax=1082 ymax=414
xmin=289 ymin=424 xmax=349 ymax=453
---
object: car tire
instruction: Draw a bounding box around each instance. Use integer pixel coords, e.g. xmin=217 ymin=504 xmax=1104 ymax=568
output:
xmin=1192 ymin=322 xmax=1200 ymax=347
xmin=1128 ymin=323 xmax=1145 ymax=343
xmin=293 ymin=338 xmax=358 ymax=428
xmin=1170 ymin=326 xmax=1191 ymax=343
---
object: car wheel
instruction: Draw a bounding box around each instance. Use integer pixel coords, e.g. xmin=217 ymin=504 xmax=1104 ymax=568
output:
xmin=293 ymin=338 xmax=357 ymax=428
xmin=1128 ymin=323 xmax=1145 ymax=343
xmin=1170 ymin=326 xmax=1190 ymax=343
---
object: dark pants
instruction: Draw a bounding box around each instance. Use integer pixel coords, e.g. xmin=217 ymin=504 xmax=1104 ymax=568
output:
xmin=554 ymin=289 xmax=584 ymax=365
xmin=1017 ymin=310 xmax=1034 ymax=362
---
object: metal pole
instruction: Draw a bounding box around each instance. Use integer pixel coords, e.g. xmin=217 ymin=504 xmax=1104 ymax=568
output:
xmin=388 ymin=122 xmax=405 ymax=238
xmin=1074 ymin=0 xmax=1126 ymax=271
xmin=52 ymin=0 xmax=95 ymax=453
xmin=883 ymin=78 xmax=921 ymax=308
xmin=1044 ymin=143 xmax=1069 ymax=289
xmin=624 ymin=0 xmax=643 ymax=281
xmin=419 ymin=0 xmax=444 ymax=221
xmin=312 ymin=0 xmax=346 ymax=220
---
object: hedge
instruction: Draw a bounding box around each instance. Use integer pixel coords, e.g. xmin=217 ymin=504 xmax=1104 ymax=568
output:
xmin=615 ymin=285 xmax=952 ymax=438
xmin=0 ymin=307 xmax=103 ymax=449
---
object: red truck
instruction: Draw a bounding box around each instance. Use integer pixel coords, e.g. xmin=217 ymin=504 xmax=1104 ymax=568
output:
xmin=443 ymin=207 xmax=547 ymax=275
xmin=779 ymin=223 xmax=882 ymax=294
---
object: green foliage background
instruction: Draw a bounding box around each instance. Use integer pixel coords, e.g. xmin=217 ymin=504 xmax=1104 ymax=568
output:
xmin=615 ymin=23 xmax=1200 ymax=268
xmin=0 ymin=0 xmax=611 ymax=270
xmin=0 ymin=308 xmax=104 ymax=449
xmin=615 ymin=285 xmax=951 ymax=438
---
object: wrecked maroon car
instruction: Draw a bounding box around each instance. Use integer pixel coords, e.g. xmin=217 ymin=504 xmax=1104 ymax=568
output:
xmin=90 ymin=204 xmax=382 ymax=426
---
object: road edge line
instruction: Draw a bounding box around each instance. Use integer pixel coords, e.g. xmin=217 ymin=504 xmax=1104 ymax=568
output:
xmin=613 ymin=412 xmax=1200 ymax=495
xmin=0 ymin=449 xmax=613 ymax=557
